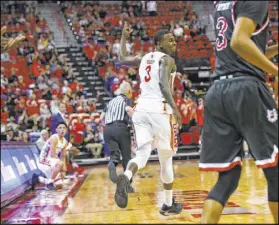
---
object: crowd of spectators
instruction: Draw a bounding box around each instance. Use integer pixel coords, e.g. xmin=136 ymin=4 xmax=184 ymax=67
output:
xmin=1 ymin=1 xmax=107 ymax=158
xmin=61 ymin=0 xmax=278 ymax=141
xmin=60 ymin=1 xmax=209 ymax=136
xmin=1 ymin=1 xmax=278 ymax=156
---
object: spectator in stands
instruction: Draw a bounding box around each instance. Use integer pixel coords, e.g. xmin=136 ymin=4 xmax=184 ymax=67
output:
xmin=127 ymin=67 xmax=137 ymax=81
xmin=132 ymin=18 xmax=146 ymax=37
xmin=112 ymin=39 xmax=121 ymax=57
xmin=181 ymin=73 xmax=193 ymax=97
xmin=146 ymin=1 xmax=157 ymax=16
xmin=196 ymin=97 xmax=204 ymax=133
xmin=93 ymin=47 xmax=109 ymax=67
xmin=6 ymin=128 xmax=17 ymax=141
xmin=39 ymin=101 xmax=51 ymax=128
xmin=17 ymin=112 xmax=29 ymax=133
xmin=173 ymin=24 xmax=184 ymax=37
xmin=6 ymin=92 xmax=17 ymax=118
xmin=131 ymin=1 xmax=143 ymax=17
xmin=36 ymin=129 xmax=49 ymax=152
xmin=37 ymin=75 xmax=49 ymax=90
xmin=21 ymin=131 xmax=30 ymax=142
xmin=7 ymin=116 xmax=18 ymax=132
xmin=26 ymin=93 xmax=40 ymax=125
xmin=141 ymin=30 xmax=150 ymax=43
xmin=98 ymin=124 xmax=109 ymax=157
xmin=83 ymin=124 xmax=103 ymax=158
xmin=50 ymin=102 xmax=70 ymax=140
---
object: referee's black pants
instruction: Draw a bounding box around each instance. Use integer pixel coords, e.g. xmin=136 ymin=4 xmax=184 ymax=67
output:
xmin=104 ymin=121 xmax=131 ymax=171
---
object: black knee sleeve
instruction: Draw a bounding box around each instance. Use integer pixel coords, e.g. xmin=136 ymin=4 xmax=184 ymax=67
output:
xmin=207 ymin=165 xmax=241 ymax=207
xmin=263 ymin=166 xmax=278 ymax=202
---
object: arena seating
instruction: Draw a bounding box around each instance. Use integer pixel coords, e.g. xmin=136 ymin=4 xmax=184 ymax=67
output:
xmin=1 ymin=1 xmax=278 ymax=157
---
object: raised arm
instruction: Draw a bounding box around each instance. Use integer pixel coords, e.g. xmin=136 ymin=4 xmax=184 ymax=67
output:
xmin=119 ymin=22 xmax=142 ymax=67
xmin=1 ymin=26 xmax=26 ymax=53
xmin=159 ymin=56 xmax=182 ymax=128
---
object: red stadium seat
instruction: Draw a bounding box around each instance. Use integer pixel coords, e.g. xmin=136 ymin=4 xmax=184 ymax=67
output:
xmin=180 ymin=132 xmax=192 ymax=145
xmin=192 ymin=131 xmax=200 ymax=144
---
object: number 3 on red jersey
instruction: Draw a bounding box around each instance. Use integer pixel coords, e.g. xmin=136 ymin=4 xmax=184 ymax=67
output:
xmin=216 ymin=17 xmax=228 ymax=51
xmin=145 ymin=65 xmax=151 ymax=82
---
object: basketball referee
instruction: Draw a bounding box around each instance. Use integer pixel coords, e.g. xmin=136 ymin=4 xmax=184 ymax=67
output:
xmin=101 ymin=81 xmax=135 ymax=192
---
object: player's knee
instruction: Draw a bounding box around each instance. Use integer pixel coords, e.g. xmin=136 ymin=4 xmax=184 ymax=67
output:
xmin=263 ymin=166 xmax=278 ymax=202
xmin=207 ymin=165 xmax=241 ymax=206
xmin=160 ymin=169 xmax=174 ymax=184
xmin=160 ymin=161 xmax=174 ymax=184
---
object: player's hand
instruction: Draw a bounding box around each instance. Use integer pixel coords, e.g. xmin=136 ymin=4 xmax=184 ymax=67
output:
xmin=122 ymin=22 xmax=133 ymax=39
xmin=1 ymin=26 xmax=26 ymax=53
xmin=173 ymin=108 xmax=182 ymax=130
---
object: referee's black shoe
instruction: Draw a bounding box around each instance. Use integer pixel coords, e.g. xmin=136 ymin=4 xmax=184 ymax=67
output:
xmin=114 ymin=174 xmax=129 ymax=208
xmin=108 ymin=161 xmax=117 ymax=183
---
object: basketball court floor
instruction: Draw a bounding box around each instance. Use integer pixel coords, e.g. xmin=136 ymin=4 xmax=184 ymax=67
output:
xmin=58 ymin=158 xmax=274 ymax=224
xmin=1 ymin=158 xmax=274 ymax=224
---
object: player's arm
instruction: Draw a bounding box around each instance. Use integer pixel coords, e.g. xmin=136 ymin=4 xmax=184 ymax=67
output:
xmin=230 ymin=2 xmax=278 ymax=76
xmin=49 ymin=136 xmax=59 ymax=159
xmin=61 ymin=142 xmax=72 ymax=172
xmin=119 ymin=22 xmax=141 ymax=67
xmin=265 ymin=44 xmax=278 ymax=59
xmin=159 ymin=56 xmax=177 ymax=110
xmin=159 ymin=56 xmax=182 ymax=127
xmin=1 ymin=26 xmax=25 ymax=53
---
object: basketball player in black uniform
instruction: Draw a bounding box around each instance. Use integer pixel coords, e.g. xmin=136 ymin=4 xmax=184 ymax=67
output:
xmin=199 ymin=1 xmax=278 ymax=223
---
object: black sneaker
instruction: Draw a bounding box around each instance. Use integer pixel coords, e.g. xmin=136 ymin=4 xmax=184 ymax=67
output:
xmin=31 ymin=173 xmax=39 ymax=190
xmin=114 ymin=174 xmax=129 ymax=208
xmin=127 ymin=185 xmax=135 ymax=193
xmin=108 ymin=161 xmax=117 ymax=183
xmin=159 ymin=199 xmax=183 ymax=216
xmin=45 ymin=183 xmax=58 ymax=190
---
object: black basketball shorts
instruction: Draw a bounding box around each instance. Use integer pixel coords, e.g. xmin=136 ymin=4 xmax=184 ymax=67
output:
xmin=199 ymin=76 xmax=278 ymax=172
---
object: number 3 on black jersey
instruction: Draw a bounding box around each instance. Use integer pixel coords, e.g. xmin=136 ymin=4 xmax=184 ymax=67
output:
xmin=216 ymin=17 xmax=228 ymax=51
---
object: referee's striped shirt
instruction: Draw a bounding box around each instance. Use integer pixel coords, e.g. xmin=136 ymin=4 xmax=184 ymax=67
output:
xmin=104 ymin=95 xmax=130 ymax=125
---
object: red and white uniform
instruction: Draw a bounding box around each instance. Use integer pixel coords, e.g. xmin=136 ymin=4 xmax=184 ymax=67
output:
xmin=38 ymin=134 xmax=70 ymax=178
xmin=132 ymin=52 xmax=178 ymax=159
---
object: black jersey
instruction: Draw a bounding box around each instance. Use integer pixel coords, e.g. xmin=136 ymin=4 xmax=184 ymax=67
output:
xmin=212 ymin=1 xmax=269 ymax=81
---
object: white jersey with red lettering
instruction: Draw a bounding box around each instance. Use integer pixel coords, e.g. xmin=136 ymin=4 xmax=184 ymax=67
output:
xmin=39 ymin=134 xmax=68 ymax=165
xmin=131 ymin=51 xmax=178 ymax=156
xmin=135 ymin=51 xmax=176 ymax=114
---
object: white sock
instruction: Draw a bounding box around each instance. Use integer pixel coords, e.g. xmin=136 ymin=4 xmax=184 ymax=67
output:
xmin=124 ymin=170 xmax=133 ymax=181
xmin=165 ymin=189 xmax=173 ymax=207
xmin=38 ymin=176 xmax=53 ymax=184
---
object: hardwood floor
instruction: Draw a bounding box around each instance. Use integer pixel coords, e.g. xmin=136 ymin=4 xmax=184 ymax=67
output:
xmin=59 ymin=158 xmax=275 ymax=224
